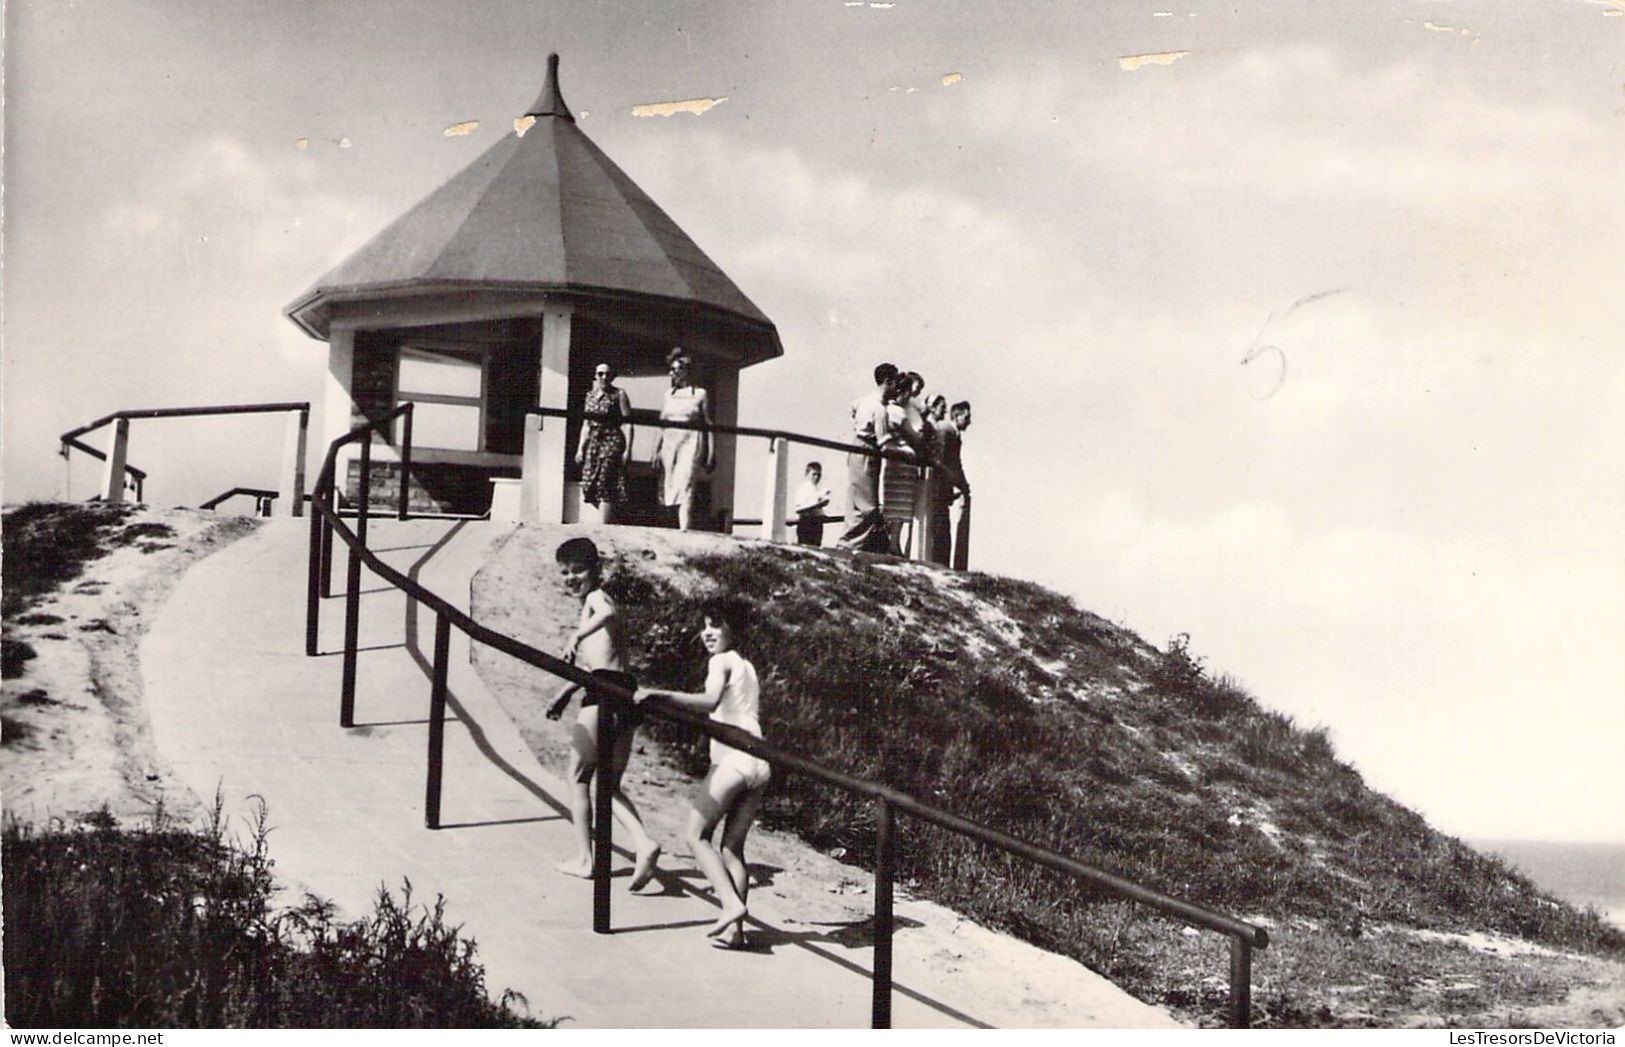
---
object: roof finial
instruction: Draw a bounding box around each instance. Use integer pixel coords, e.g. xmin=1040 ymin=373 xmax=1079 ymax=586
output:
xmin=526 ymin=52 xmax=575 ymax=121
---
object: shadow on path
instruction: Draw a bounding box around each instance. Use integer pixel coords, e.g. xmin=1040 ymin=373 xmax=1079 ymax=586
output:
xmin=380 ymin=520 xmax=989 ymax=1028
xmin=398 ymin=521 xmax=570 ymax=822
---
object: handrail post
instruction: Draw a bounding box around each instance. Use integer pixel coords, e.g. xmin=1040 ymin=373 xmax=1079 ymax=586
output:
xmin=760 ymin=435 xmax=788 ymax=543
xmin=279 ymin=407 xmax=310 ymax=518
xmin=320 ymin=483 xmax=335 ymax=598
xmin=339 ymin=437 xmax=371 ymax=728
xmin=305 ymin=502 xmax=323 ymax=656
xmin=872 ymin=797 xmax=896 ymax=1029
xmin=592 ymin=688 xmax=615 ymax=934
xmin=426 ymin=612 xmax=450 ymax=829
xmin=1228 ymin=936 xmax=1252 ymax=1028
xmin=101 ymin=418 xmax=131 ymax=503
xmin=398 ymin=403 xmax=413 ymax=521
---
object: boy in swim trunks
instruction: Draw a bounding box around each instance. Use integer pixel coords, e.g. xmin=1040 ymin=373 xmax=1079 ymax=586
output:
xmin=636 ymin=596 xmax=770 ymax=948
xmin=545 ymin=537 xmax=661 ymax=889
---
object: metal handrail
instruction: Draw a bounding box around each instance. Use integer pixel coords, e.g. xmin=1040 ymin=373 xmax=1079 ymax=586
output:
xmin=304 ymin=403 xmax=414 ymax=662
xmin=59 ymin=401 xmax=310 ymax=505
xmin=527 ymin=405 xmax=930 ymax=466
xmin=58 ymin=437 xmax=150 ymax=482
xmin=304 ymin=412 xmax=1267 ymax=1028
xmin=59 ymin=436 xmax=148 ymax=500
xmin=199 ymin=487 xmax=280 ymax=513
xmin=59 ymin=401 xmax=312 ymax=445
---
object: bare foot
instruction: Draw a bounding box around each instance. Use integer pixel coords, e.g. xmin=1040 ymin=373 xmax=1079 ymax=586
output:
xmin=710 ymin=925 xmax=747 ymax=950
xmin=554 ymin=856 xmax=592 ymax=879
xmin=707 ymin=901 xmax=747 ymax=939
xmin=628 ymin=843 xmax=662 ymax=892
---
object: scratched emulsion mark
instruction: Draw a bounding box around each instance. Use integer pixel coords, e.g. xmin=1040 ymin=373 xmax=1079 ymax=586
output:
xmin=295 ymin=138 xmax=309 ymax=150
xmin=443 ymin=121 xmax=479 ymax=137
xmin=1404 ymin=17 xmax=1484 ymax=42
xmin=514 ymin=115 xmax=537 ymax=137
xmin=941 ymin=72 xmax=963 ymax=87
xmin=1239 ymin=289 xmax=1348 ymax=401
xmin=631 ymin=97 xmax=729 ymax=118
xmin=1118 ymin=50 xmax=1190 ymax=72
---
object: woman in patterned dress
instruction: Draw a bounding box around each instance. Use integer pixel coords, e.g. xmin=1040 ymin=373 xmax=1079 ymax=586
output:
xmin=880 ymin=371 xmax=929 ymax=555
xmin=651 ymin=347 xmax=713 ymax=530
xmin=575 ymin=362 xmax=634 ymax=524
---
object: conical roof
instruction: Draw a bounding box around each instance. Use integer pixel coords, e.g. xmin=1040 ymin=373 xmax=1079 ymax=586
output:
xmin=286 ymin=54 xmax=780 ymax=363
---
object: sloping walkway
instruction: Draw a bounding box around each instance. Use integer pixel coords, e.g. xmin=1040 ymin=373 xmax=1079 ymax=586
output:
xmin=141 ymin=518 xmax=1181 ymax=1029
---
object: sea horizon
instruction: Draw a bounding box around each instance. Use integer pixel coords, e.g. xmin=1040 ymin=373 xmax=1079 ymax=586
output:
xmin=1474 ymin=838 xmax=1625 ymax=930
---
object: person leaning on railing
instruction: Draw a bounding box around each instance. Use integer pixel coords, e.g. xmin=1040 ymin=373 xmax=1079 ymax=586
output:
xmin=877 ymin=372 xmax=935 ymax=557
xmin=838 ymin=362 xmax=899 ymax=553
xmin=634 ymin=595 xmax=768 ymax=951
xmin=924 ymin=398 xmax=971 ymax=566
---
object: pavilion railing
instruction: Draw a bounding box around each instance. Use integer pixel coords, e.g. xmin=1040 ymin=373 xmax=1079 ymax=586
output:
xmin=199 ymin=486 xmax=281 ymax=515
xmin=306 ymin=413 xmax=1266 ymax=1028
xmin=59 ymin=401 xmax=310 ymax=510
xmin=526 ymin=405 xmax=970 ymax=568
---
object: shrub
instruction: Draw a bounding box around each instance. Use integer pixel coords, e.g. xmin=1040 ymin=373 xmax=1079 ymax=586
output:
xmin=1 ymin=502 xmax=139 ymax=619
xmin=1 ymin=804 xmax=548 ymax=1028
xmin=2 ymin=637 xmax=38 ymax=679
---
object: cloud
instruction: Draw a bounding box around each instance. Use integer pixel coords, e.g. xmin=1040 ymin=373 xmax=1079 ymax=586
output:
xmin=954 ymin=44 xmax=1614 ymax=215
xmin=98 ymin=136 xmax=386 ymax=277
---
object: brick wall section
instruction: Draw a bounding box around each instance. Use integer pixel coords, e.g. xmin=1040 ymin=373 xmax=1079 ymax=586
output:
xmin=345 ymin=460 xmax=515 ymax=515
xmin=351 ymin=331 xmax=397 ymax=429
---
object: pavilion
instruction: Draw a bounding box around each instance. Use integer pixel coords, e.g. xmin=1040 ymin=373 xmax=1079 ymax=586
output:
xmin=285 ymin=54 xmax=781 ymax=525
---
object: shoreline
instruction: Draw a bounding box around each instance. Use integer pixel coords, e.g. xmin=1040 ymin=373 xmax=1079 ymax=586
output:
xmin=1474 ymin=839 xmax=1625 ymax=932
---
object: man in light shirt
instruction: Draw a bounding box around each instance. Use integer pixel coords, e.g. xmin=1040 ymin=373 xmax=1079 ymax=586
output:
xmin=793 ymin=461 xmax=833 ymax=546
xmin=838 ymin=362 xmax=898 ymax=551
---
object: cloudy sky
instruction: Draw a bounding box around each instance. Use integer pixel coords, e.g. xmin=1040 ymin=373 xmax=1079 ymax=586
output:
xmin=5 ymin=1 xmax=1622 ymax=842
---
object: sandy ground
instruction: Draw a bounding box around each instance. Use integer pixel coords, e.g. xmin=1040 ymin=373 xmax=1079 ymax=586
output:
xmin=1 ymin=507 xmax=259 ymax=827
xmin=4 ymin=508 xmax=1621 ymax=1028
xmin=465 ymin=523 xmax=1183 ymax=1028
xmin=468 ymin=522 xmax=1625 ymax=1031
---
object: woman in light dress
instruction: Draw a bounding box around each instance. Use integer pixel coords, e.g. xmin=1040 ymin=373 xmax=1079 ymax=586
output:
xmin=651 ymin=347 xmax=713 ymax=530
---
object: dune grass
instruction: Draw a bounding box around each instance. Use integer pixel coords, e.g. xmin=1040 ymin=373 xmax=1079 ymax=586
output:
xmin=1 ymin=501 xmax=170 ymax=619
xmin=0 ymin=503 xmax=550 ymax=1029
xmin=1 ymin=801 xmax=550 ymax=1029
xmin=573 ymin=542 xmax=1623 ymax=1025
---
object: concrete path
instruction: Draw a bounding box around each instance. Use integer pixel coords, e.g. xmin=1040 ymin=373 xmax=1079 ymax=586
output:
xmin=141 ymin=518 xmax=1181 ymax=1029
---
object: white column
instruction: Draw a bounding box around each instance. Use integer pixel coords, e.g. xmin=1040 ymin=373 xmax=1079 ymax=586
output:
xmin=276 ymin=408 xmax=310 ymax=517
xmin=100 ymin=418 xmax=131 ymax=502
xmin=522 ymin=307 xmax=572 ymax=524
xmin=760 ymin=437 xmax=788 ymax=542
xmin=911 ymin=467 xmax=934 ymax=563
xmin=708 ymin=366 xmax=741 ymax=530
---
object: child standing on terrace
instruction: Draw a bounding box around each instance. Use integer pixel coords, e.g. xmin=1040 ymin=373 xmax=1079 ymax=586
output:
xmin=636 ymin=596 xmax=770 ymax=949
xmin=545 ymin=537 xmax=661 ymax=890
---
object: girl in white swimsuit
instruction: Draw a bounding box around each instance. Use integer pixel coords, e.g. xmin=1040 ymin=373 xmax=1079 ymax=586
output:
xmin=636 ymin=596 xmax=769 ymax=949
